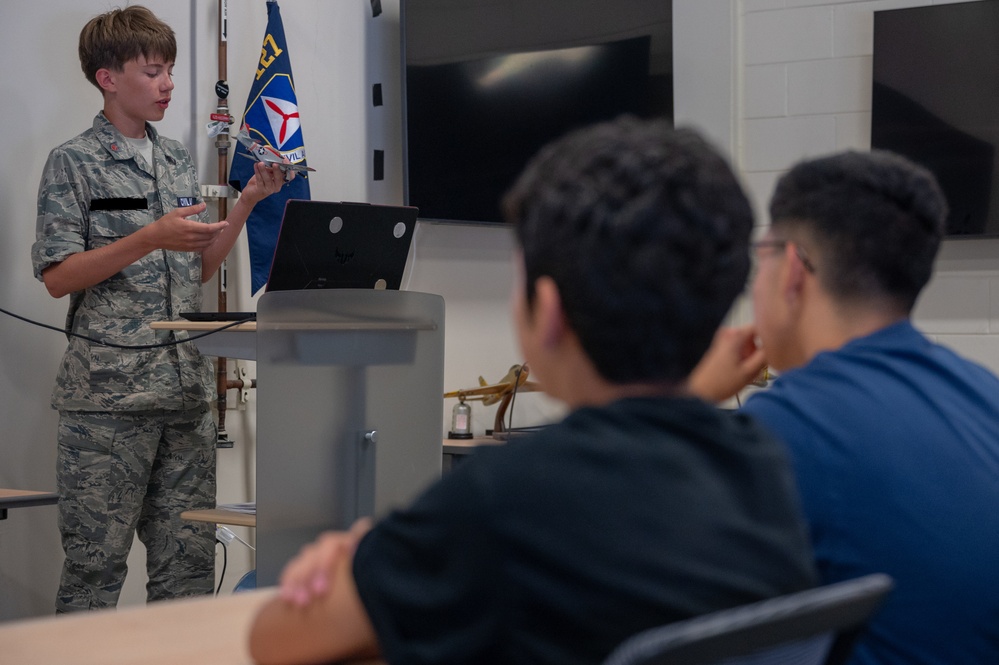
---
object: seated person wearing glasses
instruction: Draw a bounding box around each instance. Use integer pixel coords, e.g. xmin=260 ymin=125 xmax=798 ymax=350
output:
xmin=248 ymin=117 xmax=816 ymax=665
xmin=692 ymin=150 xmax=999 ymax=665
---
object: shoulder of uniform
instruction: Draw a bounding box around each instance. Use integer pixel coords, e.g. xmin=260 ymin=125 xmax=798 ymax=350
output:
xmin=46 ymin=128 xmax=103 ymax=163
xmin=156 ymin=134 xmax=191 ymax=155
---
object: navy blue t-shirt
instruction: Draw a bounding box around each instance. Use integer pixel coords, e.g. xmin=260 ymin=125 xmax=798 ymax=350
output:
xmin=744 ymin=321 xmax=999 ymax=665
xmin=353 ymin=396 xmax=815 ymax=665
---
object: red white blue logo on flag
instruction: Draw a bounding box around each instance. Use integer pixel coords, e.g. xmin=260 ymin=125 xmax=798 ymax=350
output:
xmin=242 ymin=75 xmax=307 ymax=161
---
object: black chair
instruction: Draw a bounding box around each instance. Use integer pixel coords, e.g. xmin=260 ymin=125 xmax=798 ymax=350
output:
xmin=602 ymin=573 xmax=894 ymax=665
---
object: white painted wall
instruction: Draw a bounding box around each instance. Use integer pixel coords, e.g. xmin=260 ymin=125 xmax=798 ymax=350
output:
xmin=3 ymin=0 xmax=996 ymax=623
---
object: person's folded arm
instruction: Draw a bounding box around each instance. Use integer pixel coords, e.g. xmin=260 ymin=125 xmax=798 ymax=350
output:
xmin=249 ymin=539 xmax=379 ymax=665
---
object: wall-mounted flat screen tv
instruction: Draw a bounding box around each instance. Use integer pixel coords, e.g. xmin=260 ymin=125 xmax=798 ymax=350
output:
xmin=402 ymin=0 xmax=672 ymax=225
xmin=872 ymin=1 xmax=999 ymax=237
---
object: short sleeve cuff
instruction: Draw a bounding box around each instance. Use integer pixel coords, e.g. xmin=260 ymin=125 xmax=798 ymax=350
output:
xmin=31 ymin=236 xmax=84 ymax=281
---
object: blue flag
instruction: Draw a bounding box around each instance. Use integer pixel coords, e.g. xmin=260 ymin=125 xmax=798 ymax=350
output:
xmin=229 ymin=0 xmax=311 ymax=294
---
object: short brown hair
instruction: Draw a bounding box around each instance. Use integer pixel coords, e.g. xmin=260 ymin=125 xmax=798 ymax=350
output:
xmin=78 ymin=5 xmax=177 ymax=89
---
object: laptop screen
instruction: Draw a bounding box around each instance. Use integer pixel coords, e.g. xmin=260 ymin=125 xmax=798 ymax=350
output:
xmin=265 ymin=200 xmax=418 ymax=292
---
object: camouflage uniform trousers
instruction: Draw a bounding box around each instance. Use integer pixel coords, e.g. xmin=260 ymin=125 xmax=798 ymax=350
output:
xmin=55 ymin=407 xmax=217 ymax=612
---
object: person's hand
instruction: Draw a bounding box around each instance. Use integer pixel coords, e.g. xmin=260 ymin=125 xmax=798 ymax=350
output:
xmin=240 ymin=161 xmax=287 ymax=206
xmin=145 ymin=202 xmax=228 ymax=252
xmin=278 ymin=518 xmax=373 ymax=609
xmin=688 ymin=325 xmax=767 ymax=403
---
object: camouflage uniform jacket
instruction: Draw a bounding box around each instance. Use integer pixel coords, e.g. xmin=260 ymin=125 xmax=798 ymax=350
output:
xmin=31 ymin=113 xmax=214 ymax=412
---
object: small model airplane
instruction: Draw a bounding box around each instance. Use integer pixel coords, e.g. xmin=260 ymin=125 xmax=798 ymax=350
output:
xmin=234 ymin=124 xmax=315 ymax=176
xmin=444 ymin=364 xmax=541 ymax=406
xmin=444 ymin=364 xmax=543 ymax=436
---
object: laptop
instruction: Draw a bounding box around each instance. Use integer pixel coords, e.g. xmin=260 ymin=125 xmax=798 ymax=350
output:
xmin=265 ymin=200 xmax=418 ymax=292
xmin=179 ymin=200 xmax=417 ymax=322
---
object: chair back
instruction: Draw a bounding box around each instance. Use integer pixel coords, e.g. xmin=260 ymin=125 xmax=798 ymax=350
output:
xmin=602 ymin=573 xmax=893 ymax=665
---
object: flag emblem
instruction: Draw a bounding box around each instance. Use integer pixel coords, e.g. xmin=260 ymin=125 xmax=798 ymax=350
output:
xmin=241 ymin=74 xmax=305 ymax=161
xmin=263 ymin=96 xmax=300 ymax=147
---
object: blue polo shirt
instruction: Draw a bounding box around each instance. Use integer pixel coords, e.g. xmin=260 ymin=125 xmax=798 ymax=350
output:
xmin=744 ymin=321 xmax=999 ymax=665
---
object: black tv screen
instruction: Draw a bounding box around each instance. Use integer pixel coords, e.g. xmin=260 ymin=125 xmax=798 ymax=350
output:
xmin=402 ymin=0 xmax=672 ymax=225
xmin=872 ymin=1 xmax=999 ymax=237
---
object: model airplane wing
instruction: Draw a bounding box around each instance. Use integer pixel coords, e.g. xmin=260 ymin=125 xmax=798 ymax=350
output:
xmin=235 ymin=125 xmax=315 ymax=174
xmin=444 ymin=364 xmax=539 ymax=405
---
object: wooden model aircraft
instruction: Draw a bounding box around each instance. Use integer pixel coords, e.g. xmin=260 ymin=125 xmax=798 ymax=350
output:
xmin=444 ymin=364 xmax=541 ymax=406
xmin=234 ymin=124 xmax=316 ymax=176
xmin=444 ymin=364 xmax=543 ymax=434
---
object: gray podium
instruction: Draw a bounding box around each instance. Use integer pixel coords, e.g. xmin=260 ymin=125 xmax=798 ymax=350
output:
xmin=255 ymin=289 xmax=445 ymax=585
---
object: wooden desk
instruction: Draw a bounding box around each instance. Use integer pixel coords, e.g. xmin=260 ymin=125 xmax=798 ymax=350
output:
xmin=181 ymin=508 xmax=256 ymax=528
xmin=0 ymin=489 xmax=59 ymax=520
xmin=0 ymin=588 xmax=272 ymax=665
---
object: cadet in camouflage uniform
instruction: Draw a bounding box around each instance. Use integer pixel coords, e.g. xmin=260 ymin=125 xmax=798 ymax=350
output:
xmin=31 ymin=6 xmax=284 ymax=612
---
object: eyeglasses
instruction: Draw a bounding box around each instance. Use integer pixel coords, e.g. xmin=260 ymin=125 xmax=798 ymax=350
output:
xmin=751 ymin=238 xmax=816 ymax=274
xmin=794 ymin=243 xmax=816 ymax=273
xmin=751 ymin=239 xmax=787 ymax=254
